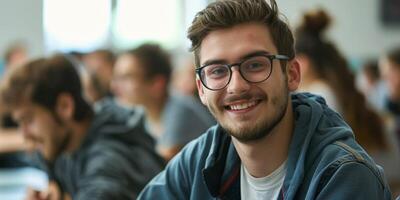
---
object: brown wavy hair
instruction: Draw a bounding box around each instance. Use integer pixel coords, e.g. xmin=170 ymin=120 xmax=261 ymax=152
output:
xmin=295 ymin=9 xmax=387 ymax=151
xmin=0 ymin=54 xmax=93 ymax=122
xmin=187 ymin=0 xmax=295 ymax=69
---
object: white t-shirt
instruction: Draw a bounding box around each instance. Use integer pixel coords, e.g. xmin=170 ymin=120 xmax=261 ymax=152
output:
xmin=240 ymin=160 xmax=287 ymax=200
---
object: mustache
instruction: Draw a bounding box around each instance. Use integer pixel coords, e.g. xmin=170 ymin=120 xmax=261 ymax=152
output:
xmin=223 ymin=92 xmax=267 ymax=104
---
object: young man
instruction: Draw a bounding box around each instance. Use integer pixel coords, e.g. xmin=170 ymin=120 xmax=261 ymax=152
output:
xmin=0 ymin=55 xmax=164 ymax=199
xmin=139 ymin=0 xmax=391 ymax=199
xmin=112 ymin=44 xmax=215 ymax=161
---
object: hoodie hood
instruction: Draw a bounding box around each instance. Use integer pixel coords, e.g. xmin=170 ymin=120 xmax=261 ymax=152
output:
xmin=283 ymin=92 xmax=354 ymax=198
xmin=81 ymin=105 xmax=156 ymax=151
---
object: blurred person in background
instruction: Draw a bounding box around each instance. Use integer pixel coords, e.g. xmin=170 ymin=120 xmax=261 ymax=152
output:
xmin=0 ymin=54 xmax=164 ymax=199
xmin=357 ymin=60 xmax=387 ymax=112
xmin=3 ymin=41 xmax=28 ymax=70
xmin=82 ymin=49 xmax=115 ymax=103
xmin=380 ymin=46 xmax=400 ymax=132
xmin=172 ymin=57 xmax=198 ymax=97
xmin=0 ymin=41 xmax=30 ymax=168
xmin=112 ymin=44 xmax=215 ymax=161
xmin=172 ymin=56 xmax=215 ymax=127
xmin=295 ymin=9 xmax=387 ymax=153
xmin=296 ymin=10 xmax=400 ymax=195
xmin=380 ymin=46 xmax=400 ymax=197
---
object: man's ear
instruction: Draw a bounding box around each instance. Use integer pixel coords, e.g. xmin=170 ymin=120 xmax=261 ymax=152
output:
xmin=56 ymin=93 xmax=75 ymax=122
xmin=286 ymin=59 xmax=301 ymax=92
xmin=196 ymin=78 xmax=208 ymax=106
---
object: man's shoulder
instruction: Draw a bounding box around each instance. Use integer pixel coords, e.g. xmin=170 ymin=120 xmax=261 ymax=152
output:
xmin=310 ymin=139 xmax=387 ymax=187
xmin=176 ymin=124 xmax=221 ymax=162
xmin=138 ymin=125 xmax=223 ymax=199
xmin=77 ymin=110 xmax=163 ymax=172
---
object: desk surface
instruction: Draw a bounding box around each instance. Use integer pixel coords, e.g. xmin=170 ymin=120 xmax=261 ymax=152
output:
xmin=0 ymin=167 xmax=48 ymax=200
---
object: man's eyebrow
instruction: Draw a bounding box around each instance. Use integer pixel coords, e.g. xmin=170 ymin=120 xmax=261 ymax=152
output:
xmin=200 ymin=59 xmax=227 ymax=68
xmin=240 ymin=50 xmax=272 ymax=60
xmin=200 ymin=50 xmax=272 ymax=67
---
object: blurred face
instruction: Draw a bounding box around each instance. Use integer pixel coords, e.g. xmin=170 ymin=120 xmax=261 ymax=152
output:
xmin=12 ymin=102 xmax=69 ymax=161
xmin=83 ymin=53 xmax=113 ymax=90
xmin=7 ymin=48 xmax=28 ymax=69
xmin=380 ymin=57 xmax=400 ymax=101
xmin=197 ymin=23 xmax=299 ymax=142
xmin=173 ymin=60 xmax=197 ymax=96
xmin=112 ymin=54 xmax=151 ymax=106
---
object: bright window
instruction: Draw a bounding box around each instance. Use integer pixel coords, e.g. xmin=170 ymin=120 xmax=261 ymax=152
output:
xmin=113 ymin=0 xmax=182 ymax=50
xmin=43 ymin=0 xmax=111 ymax=53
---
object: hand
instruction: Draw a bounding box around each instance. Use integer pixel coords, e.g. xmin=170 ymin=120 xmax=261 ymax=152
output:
xmin=25 ymin=181 xmax=61 ymax=200
xmin=24 ymin=188 xmax=48 ymax=200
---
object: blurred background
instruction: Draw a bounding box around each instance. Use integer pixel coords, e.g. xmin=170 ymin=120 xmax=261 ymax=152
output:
xmin=0 ymin=0 xmax=400 ymax=199
xmin=1 ymin=0 xmax=400 ymax=69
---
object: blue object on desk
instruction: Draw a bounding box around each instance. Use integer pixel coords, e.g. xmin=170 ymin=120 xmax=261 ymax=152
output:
xmin=0 ymin=167 xmax=48 ymax=200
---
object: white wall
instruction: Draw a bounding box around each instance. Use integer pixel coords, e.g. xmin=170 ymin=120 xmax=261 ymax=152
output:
xmin=278 ymin=0 xmax=400 ymax=61
xmin=0 ymin=0 xmax=44 ymax=59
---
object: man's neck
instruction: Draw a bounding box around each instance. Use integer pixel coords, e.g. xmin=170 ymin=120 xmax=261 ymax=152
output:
xmin=232 ymin=101 xmax=294 ymax=178
xmin=66 ymin=118 xmax=92 ymax=152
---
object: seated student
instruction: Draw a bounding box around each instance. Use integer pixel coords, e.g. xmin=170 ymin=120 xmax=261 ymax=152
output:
xmin=139 ymin=0 xmax=392 ymax=199
xmin=112 ymin=44 xmax=215 ymax=161
xmin=0 ymin=42 xmax=30 ymax=168
xmin=380 ymin=46 xmax=400 ymax=195
xmin=0 ymin=55 xmax=164 ymax=199
xmin=380 ymin=47 xmax=400 ymax=140
xmin=82 ymin=49 xmax=116 ymax=103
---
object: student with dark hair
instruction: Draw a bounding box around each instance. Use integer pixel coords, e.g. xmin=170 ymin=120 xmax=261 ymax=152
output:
xmin=112 ymin=44 xmax=215 ymax=161
xmin=380 ymin=47 xmax=400 ymax=193
xmin=381 ymin=47 xmax=400 ymax=123
xmin=0 ymin=54 xmax=164 ymax=199
xmin=82 ymin=49 xmax=116 ymax=103
xmin=0 ymin=41 xmax=30 ymax=168
xmin=139 ymin=0 xmax=391 ymax=199
xmin=358 ymin=60 xmax=387 ymax=111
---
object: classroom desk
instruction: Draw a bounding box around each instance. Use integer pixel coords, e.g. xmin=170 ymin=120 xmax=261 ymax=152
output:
xmin=0 ymin=167 xmax=48 ymax=200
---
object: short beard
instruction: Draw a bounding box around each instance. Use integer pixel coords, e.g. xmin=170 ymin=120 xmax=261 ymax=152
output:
xmin=228 ymin=92 xmax=288 ymax=143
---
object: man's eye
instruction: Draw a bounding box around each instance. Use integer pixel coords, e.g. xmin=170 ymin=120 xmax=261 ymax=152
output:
xmin=207 ymin=66 xmax=228 ymax=78
xmin=245 ymin=62 xmax=267 ymax=71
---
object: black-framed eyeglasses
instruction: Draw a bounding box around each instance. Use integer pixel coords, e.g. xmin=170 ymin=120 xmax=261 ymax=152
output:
xmin=196 ymin=54 xmax=289 ymax=91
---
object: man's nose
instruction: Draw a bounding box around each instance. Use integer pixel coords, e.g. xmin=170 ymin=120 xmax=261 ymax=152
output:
xmin=226 ymin=68 xmax=251 ymax=94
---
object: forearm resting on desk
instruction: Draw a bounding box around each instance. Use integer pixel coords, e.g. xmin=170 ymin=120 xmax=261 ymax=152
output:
xmin=0 ymin=129 xmax=25 ymax=153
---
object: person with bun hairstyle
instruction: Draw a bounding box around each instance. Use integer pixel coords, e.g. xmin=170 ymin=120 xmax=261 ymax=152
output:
xmin=139 ymin=0 xmax=391 ymax=199
xmin=295 ymin=9 xmax=388 ymax=154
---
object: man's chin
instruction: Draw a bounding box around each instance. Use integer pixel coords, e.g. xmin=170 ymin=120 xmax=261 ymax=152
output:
xmin=222 ymin=123 xmax=269 ymax=143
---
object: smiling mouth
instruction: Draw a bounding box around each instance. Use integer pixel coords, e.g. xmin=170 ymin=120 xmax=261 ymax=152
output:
xmin=225 ymin=100 xmax=260 ymax=111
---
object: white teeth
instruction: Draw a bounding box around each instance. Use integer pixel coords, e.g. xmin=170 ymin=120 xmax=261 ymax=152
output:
xmin=229 ymin=101 xmax=257 ymax=111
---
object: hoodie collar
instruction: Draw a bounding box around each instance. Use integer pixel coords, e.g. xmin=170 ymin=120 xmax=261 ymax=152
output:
xmin=202 ymin=126 xmax=240 ymax=197
xmin=283 ymin=93 xmax=353 ymax=199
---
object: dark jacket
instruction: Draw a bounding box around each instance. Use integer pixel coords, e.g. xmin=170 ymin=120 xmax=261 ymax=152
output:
xmin=139 ymin=93 xmax=392 ymax=200
xmin=38 ymin=107 xmax=165 ymax=199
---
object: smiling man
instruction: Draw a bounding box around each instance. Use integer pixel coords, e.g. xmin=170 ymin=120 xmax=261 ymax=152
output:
xmin=0 ymin=55 xmax=164 ymax=200
xmin=138 ymin=0 xmax=391 ymax=199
